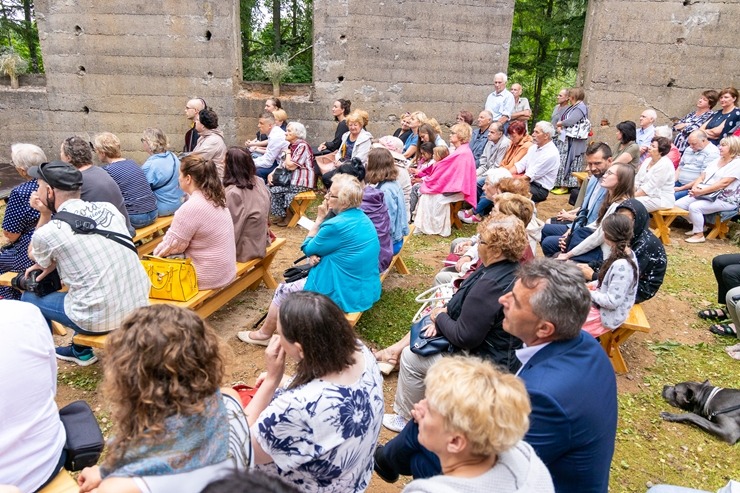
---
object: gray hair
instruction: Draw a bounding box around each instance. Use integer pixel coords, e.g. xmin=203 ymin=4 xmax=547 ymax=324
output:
xmin=643 ymin=109 xmax=657 ymax=122
xmin=490 ymin=122 xmax=505 ymax=134
xmin=287 ymin=121 xmax=307 ymax=140
xmin=516 ymin=258 xmax=591 ymax=340
xmin=535 ymin=121 xmax=555 ymax=138
xmin=329 ymin=173 xmax=364 ymax=211
xmin=11 ymin=143 xmax=47 ymax=171
xmin=494 ymin=72 xmax=508 ymax=84
xmin=142 ymin=128 xmax=169 ymax=154
xmin=690 ymin=129 xmax=708 ymax=141
xmin=654 ymin=125 xmax=673 ymax=139
xmin=480 ymin=109 xmax=494 ymax=121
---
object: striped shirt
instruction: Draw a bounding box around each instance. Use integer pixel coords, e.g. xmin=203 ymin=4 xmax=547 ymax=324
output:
xmin=104 ymin=159 xmax=158 ymax=215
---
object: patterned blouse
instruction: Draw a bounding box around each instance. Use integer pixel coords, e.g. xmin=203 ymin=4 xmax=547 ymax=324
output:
xmin=673 ymin=110 xmax=715 ymax=153
xmin=254 ymin=344 xmax=384 ymax=492
xmin=1 ymin=179 xmax=39 ymax=299
xmin=287 ymin=139 xmax=316 ymax=188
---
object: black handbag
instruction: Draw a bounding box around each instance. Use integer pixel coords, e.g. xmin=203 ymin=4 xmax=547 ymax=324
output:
xmin=409 ymin=314 xmax=454 ymax=357
xmin=272 ymin=167 xmax=293 ymax=187
xmin=59 ymin=400 xmax=105 ymax=471
xmin=283 ymin=255 xmax=313 ymax=283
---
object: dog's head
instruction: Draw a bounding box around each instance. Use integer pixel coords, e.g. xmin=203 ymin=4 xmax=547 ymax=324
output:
xmin=662 ymin=380 xmax=712 ymax=411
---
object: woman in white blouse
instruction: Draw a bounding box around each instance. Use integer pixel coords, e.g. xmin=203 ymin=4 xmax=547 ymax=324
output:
xmin=634 ymin=136 xmax=676 ymax=212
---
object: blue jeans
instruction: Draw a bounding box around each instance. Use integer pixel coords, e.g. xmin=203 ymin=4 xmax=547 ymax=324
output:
xmin=380 ymin=420 xmax=441 ymax=479
xmin=674 ymin=180 xmax=690 ymax=201
xmin=541 ymin=223 xmax=570 ymax=257
xmin=129 ymin=209 xmax=158 ymax=229
xmin=475 ymin=196 xmax=494 ymax=216
xmin=256 ymin=162 xmax=279 ymax=182
xmin=20 ymin=291 xmax=106 ymax=349
xmin=566 ymin=227 xmax=604 ymax=264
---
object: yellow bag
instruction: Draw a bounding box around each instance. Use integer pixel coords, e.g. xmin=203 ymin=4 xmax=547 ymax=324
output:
xmin=141 ymin=255 xmax=198 ymax=302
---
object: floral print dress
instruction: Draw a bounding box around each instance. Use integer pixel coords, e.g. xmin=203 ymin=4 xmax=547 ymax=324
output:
xmin=254 ymin=344 xmax=384 ymax=492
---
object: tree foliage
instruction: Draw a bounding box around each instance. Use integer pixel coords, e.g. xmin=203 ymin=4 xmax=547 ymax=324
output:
xmin=0 ymin=0 xmax=42 ymax=73
xmin=508 ymin=0 xmax=586 ymax=124
xmin=240 ymin=0 xmax=313 ymax=83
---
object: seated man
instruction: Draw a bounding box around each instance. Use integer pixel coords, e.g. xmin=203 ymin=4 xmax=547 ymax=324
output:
xmin=674 ymin=130 xmax=719 ymax=200
xmin=505 ymin=121 xmax=560 ymax=203
xmin=252 ymin=111 xmax=289 ymax=181
xmin=374 ymin=258 xmax=618 ymax=493
xmin=540 ymin=142 xmax=612 ymax=255
xmin=192 ymin=108 xmax=227 ymax=179
xmin=21 ymin=161 xmax=150 ymax=366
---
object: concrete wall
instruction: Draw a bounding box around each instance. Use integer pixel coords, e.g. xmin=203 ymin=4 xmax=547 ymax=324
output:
xmin=580 ymin=0 xmax=740 ymax=143
xmin=1 ymin=0 xmax=513 ymax=163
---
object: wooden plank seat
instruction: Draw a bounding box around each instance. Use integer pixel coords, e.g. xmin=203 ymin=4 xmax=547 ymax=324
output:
xmin=60 ymin=238 xmax=286 ymax=350
xmin=599 ymin=304 xmax=651 ymax=374
xmin=132 ymin=215 xmax=174 ymax=257
xmin=572 ymin=171 xmax=590 ymax=208
xmin=450 ymin=201 xmax=464 ymax=230
xmin=38 ymin=469 xmax=78 ymax=493
xmin=287 ymin=190 xmax=318 ymax=228
xmin=650 ymin=207 xmax=689 ymax=245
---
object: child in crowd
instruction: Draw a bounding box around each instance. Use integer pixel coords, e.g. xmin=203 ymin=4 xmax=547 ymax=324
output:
xmin=409 ymin=142 xmax=439 ymax=216
xmin=582 ymin=214 xmax=639 ymax=337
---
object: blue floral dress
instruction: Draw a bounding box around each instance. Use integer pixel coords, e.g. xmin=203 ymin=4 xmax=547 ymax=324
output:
xmin=1 ymin=179 xmax=39 ymax=299
xmin=254 ymin=344 xmax=384 ymax=492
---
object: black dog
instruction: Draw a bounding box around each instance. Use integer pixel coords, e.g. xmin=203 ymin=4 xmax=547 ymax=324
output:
xmin=661 ymin=380 xmax=740 ymax=444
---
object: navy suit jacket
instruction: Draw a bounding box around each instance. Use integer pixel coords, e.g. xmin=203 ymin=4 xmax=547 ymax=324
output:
xmin=519 ymin=332 xmax=617 ymax=493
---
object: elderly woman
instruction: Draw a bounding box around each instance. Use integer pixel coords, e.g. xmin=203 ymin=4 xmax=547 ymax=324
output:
xmin=141 ymin=127 xmax=184 ymax=216
xmin=242 ymin=292 xmax=383 ymax=492
xmin=77 ymin=305 xmax=251 ymax=493
xmin=153 ymin=155 xmax=236 ymax=289
xmin=553 ymin=87 xmax=590 ymax=193
xmin=673 ymin=90 xmax=718 ymax=153
xmin=379 ymin=213 xmax=527 ymax=432
xmin=403 ymin=357 xmax=553 ymax=493
xmin=634 ymin=136 xmax=676 ymax=212
xmin=676 ymin=136 xmax=740 ymax=243
xmin=267 ymin=121 xmax=315 ymax=226
xmin=239 ymin=174 xmax=381 ymax=346
xmin=224 ymin=147 xmax=271 ymax=262
xmin=498 ymin=120 xmax=534 ymax=170
xmin=1 ymin=144 xmax=44 ymax=299
xmin=700 ymin=87 xmax=740 ymax=145
xmin=365 ymin=147 xmax=409 ymax=254
xmin=320 ymin=110 xmax=374 ymax=189
xmin=94 ymin=132 xmax=159 ymax=228
xmin=314 ymin=99 xmax=351 ymax=155
xmin=414 ymin=123 xmax=478 ymax=236
xmin=613 ymin=121 xmax=641 ymax=169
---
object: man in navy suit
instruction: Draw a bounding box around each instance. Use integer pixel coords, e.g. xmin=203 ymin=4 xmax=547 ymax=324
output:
xmin=374 ymin=258 xmax=618 ymax=493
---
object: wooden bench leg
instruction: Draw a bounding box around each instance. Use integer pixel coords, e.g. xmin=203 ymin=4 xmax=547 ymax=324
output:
xmin=450 ymin=202 xmax=463 ymax=230
xmin=706 ymin=215 xmax=730 ymax=240
xmin=247 ymin=248 xmax=280 ymax=290
xmin=287 ymin=197 xmax=313 ymax=228
xmin=650 ymin=214 xmax=671 ymax=245
xmin=394 ymin=255 xmax=410 ymax=275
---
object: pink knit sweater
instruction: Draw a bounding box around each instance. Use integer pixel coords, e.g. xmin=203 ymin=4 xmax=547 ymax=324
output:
xmin=153 ymin=190 xmax=236 ymax=289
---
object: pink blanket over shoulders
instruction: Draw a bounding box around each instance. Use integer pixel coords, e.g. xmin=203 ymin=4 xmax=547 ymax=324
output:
xmin=419 ymin=143 xmax=478 ymax=207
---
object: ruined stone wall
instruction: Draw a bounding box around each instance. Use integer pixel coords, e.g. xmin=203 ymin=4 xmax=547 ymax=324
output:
xmin=579 ymin=0 xmax=740 ymax=143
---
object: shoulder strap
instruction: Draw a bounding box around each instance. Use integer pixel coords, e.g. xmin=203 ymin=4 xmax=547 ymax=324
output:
xmin=53 ymin=211 xmax=138 ymax=254
xmin=151 ymin=152 xmax=177 ymax=191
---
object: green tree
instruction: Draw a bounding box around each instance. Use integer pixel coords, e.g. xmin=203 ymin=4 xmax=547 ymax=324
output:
xmin=508 ymin=0 xmax=586 ymax=123
xmin=0 ymin=0 xmax=42 ymax=73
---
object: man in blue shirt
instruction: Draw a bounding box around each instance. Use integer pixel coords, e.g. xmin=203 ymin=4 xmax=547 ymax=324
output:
xmin=484 ymin=72 xmax=514 ymax=126
xmin=468 ymin=110 xmax=493 ymax=167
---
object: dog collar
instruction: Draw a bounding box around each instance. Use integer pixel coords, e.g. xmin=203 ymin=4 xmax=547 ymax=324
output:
xmin=703 ymin=386 xmax=723 ymax=418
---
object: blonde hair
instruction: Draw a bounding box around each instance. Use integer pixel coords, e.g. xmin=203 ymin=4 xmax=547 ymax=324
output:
xmin=142 ymin=128 xmax=169 ymax=154
xmin=347 ymin=110 xmax=369 ymax=128
xmin=425 ymin=356 xmax=531 ymax=457
xmin=720 ymin=135 xmax=740 ymax=158
xmin=329 ymin=173 xmax=364 ymax=211
xmin=478 ymin=211 xmax=528 ymax=262
xmin=450 ymin=123 xmax=472 ymax=143
xmin=93 ymin=132 xmax=122 ymax=159
xmin=494 ymin=192 xmax=534 ymax=226
xmin=427 ymin=118 xmax=443 ymax=136
xmin=433 ymin=146 xmax=449 ymax=161
xmin=272 ymin=109 xmax=288 ymax=124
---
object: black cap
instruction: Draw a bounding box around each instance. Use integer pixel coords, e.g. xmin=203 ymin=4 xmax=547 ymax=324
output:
xmin=28 ymin=161 xmax=83 ymax=191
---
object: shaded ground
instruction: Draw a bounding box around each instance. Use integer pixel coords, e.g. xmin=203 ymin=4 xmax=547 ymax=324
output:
xmin=4 ymin=191 xmax=738 ymax=492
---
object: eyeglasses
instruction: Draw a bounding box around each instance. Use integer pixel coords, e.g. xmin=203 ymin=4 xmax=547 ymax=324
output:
xmin=479 ymin=240 xmax=489 ymax=245
xmin=604 ymin=170 xmax=616 ymax=176
xmin=328 ymin=194 xmax=339 ymax=199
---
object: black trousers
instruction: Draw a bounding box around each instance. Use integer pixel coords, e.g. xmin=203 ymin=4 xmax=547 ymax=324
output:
xmin=712 ymin=253 xmax=740 ymax=304
xmin=530 ymin=181 xmax=549 ymax=203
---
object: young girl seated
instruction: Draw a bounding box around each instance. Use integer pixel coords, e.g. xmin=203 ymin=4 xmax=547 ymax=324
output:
xmin=582 ymin=214 xmax=639 ymax=338
xmin=410 ymin=144 xmax=448 ymax=217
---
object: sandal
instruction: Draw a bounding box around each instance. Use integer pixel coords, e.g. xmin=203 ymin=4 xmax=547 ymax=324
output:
xmin=698 ymin=308 xmax=728 ymax=321
xmin=709 ymin=323 xmax=737 ymax=337
xmin=374 ymin=348 xmax=399 ymax=376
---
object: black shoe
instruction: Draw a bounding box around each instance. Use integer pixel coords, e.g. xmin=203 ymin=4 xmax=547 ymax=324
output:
xmin=373 ymin=445 xmax=399 ymax=483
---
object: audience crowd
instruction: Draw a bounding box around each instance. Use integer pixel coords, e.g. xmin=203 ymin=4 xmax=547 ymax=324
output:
xmin=2 ymin=79 xmax=739 ymax=493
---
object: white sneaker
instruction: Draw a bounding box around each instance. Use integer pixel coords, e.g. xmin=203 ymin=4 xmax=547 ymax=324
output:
xmin=382 ymin=413 xmax=409 ymax=433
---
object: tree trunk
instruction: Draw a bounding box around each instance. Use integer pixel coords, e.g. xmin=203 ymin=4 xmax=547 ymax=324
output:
xmin=273 ymin=0 xmax=281 ymax=54
xmin=273 ymin=80 xmax=280 ymax=97
xmin=23 ymin=0 xmax=38 ymax=72
xmin=11 ymin=74 xmax=19 ymax=89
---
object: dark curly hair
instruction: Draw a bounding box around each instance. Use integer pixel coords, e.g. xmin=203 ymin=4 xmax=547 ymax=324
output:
xmin=61 ymin=136 xmax=93 ymax=168
xmin=102 ymin=305 xmax=225 ymax=468
xmin=198 ymin=108 xmax=219 ymax=130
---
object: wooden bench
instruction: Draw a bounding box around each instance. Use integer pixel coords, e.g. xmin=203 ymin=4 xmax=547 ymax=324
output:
xmin=650 ymin=207 xmax=689 ymax=245
xmin=572 ymin=171 xmax=589 ymax=208
xmin=287 ymin=190 xmax=318 ymax=228
xmin=450 ymin=201 xmax=464 ymax=230
xmin=132 ymin=215 xmax=174 ymax=257
xmin=599 ymin=304 xmax=651 ymax=374
xmin=346 ymin=225 xmax=415 ymax=326
xmin=705 ymin=213 xmax=731 ymax=240
xmin=38 ymin=469 xmax=77 ymax=493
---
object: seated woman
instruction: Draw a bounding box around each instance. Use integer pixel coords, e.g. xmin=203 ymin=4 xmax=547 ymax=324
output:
xmin=238 ymin=174 xmax=381 ymax=345
xmin=612 ymin=121 xmax=640 ymax=170
xmin=378 ymin=213 xmax=527 ymax=431
xmin=403 ymin=356 xmax=554 ymax=493
xmin=702 ymin=253 xmax=740 ymax=338
xmin=223 ymin=147 xmax=271 ymax=262
xmin=365 ymin=147 xmax=409 ymax=254
xmin=153 ymin=155 xmax=236 ymax=289
xmin=314 ymin=98 xmax=351 ymax=155
xmin=243 ymin=292 xmax=383 ymax=492
xmin=403 ymin=111 xmax=427 ymax=159
xmin=700 ymin=87 xmax=740 ymax=145
xmin=141 ymin=127 xmax=185 ymax=216
xmin=1 ymin=301 xmax=66 ymax=492
xmin=673 ymin=90 xmax=718 ymax=154
xmin=1 ymin=143 xmax=43 ymax=299
xmin=676 ymin=136 xmax=740 ymax=244
xmin=374 ymin=135 xmax=413 ymax=218
xmin=634 ymin=136 xmax=676 ymax=212
xmin=320 ymin=110 xmax=373 ymax=188
xmin=267 ymin=121 xmax=316 ymax=226
xmin=498 ymin=121 xmax=533 ymax=171
xmin=547 ymin=163 xmax=635 ymax=264
xmin=414 ymin=123 xmax=478 ymax=236
xmin=77 ymin=305 xmax=251 ymax=493
xmin=95 ymin=132 xmax=159 ymax=228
